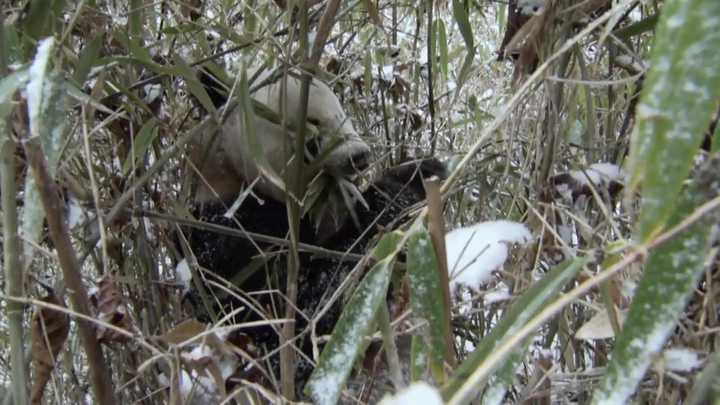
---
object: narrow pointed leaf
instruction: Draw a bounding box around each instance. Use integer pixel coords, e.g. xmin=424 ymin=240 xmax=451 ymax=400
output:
xmin=306 ymin=233 xmax=404 ymax=405
xmin=23 ymin=38 xmax=68 ymax=266
xmin=592 ymin=158 xmax=719 ymax=404
xmin=452 ymin=0 xmax=475 ymax=93
xmin=122 ymin=118 xmax=159 ymax=175
xmin=627 ymin=0 xmax=720 ymax=241
xmin=444 ymin=256 xmax=590 ymax=402
xmin=407 ymin=223 xmax=450 ymax=382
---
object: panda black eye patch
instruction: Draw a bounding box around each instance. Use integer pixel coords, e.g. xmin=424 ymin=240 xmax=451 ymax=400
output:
xmin=307 ymin=117 xmax=321 ymax=126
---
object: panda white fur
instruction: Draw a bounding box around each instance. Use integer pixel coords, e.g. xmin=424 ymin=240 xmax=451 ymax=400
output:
xmin=190 ymin=69 xmax=371 ymax=204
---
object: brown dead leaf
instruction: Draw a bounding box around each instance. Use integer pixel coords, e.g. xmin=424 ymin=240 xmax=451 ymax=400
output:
xmin=31 ymin=291 xmax=70 ymax=405
xmin=90 ymin=275 xmax=132 ymax=344
xmin=160 ymin=319 xmax=208 ymax=345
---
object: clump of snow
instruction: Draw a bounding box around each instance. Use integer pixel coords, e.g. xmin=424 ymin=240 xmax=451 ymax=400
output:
xmin=27 ymin=37 xmax=55 ymax=136
xmin=662 ymin=347 xmax=703 ymax=372
xmin=446 ymin=221 xmax=532 ymax=292
xmin=483 ymin=283 xmax=512 ymax=305
xmin=378 ymin=382 xmax=443 ymax=405
xmin=175 ymin=259 xmax=192 ymax=292
xmin=569 ymin=163 xmax=625 ymax=186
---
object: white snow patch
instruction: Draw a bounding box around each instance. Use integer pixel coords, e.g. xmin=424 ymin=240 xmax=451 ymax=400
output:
xmin=175 ymin=259 xmax=192 ymax=291
xmin=569 ymin=163 xmax=625 ymax=186
xmin=662 ymin=347 xmax=703 ymax=372
xmin=381 ymin=65 xmax=394 ymax=81
xmin=27 ymin=38 xmax=55 ymax=137
xmin=66 ymin=198 xmax=87 ymax=229
xmin=483 ymin=283 xmax=511 ymax=305
xmin=446 ymin=221 xmax=532 ymax=292
xmin=378 ymin=382 xmax=443 ymax=405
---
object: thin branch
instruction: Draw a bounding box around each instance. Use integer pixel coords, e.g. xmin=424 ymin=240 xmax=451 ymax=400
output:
xmin=24 ymin=138 xmax=117 ymax=405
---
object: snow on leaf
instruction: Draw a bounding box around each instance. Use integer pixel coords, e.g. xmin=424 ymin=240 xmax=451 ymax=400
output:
xmin=378 ymin=382 xmax=443 ymax=405
xmin=662 ymin=347 xmax=704 ymax=372
xmin=446 ymin=221 xmax=531 ymax=292
xmin=306 ymin=232 xmax=402 ymax=405
xmin=175 ymin=259 xmax=192 ymax=292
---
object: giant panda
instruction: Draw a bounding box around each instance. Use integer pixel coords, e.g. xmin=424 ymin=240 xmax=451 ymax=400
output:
xmin=180 ymin=66 xmax=446 ymax=393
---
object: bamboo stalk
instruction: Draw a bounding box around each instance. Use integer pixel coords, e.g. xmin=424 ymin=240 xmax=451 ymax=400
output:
xmin=0 ymin=11 xmax=28 ymax=403
xmin=2 ymin=129 xmax=28 ymax=405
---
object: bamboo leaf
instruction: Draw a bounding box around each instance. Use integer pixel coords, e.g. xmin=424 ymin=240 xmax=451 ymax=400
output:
xmin=452 ymin=0 xmax=475 ymax=94
xmin=121 ymin=118 xmax=159 ymax=175
xmin=0 ymin=69 xmax=29 ymax=124
xmin=305 ymin=233 xmax=404 ymax=405
xmin=435 ymin=19 xmax=449 ymax=82
xmin=686 ymin=352 xmax=720 ymax=405
xmin=407 ymin=223 xmax=450 ymax=382
xmin=237 ymin=68 xmax=287 ymax=197
xmin=592 ymin=157 xmax=719 ymax=404
xmin=627 ymin=0 xmax=720 ymax=241
xmin=23 ymin=38 xmax=68 ymax=266
xmin=173 ymin=54 xmax=217 ymax=116
xmin=443 ymin=256 xmax=590 ymax=402
xmin=73 ymin=33 xmax=104 ymax=86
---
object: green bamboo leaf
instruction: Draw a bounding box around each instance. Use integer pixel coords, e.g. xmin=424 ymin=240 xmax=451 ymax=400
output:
xmin=373 ymin=230 xmax=405 ymax=261
xmin=497 ymin=3 xmax=506 ymax=36
xmin=21 ymin=0 xmax=65 ymax=42
xmin=73 ymin=33 xmax=104 ymax=86
xmin=627 ymin=0 xmax=720 ymax=241
xmin=173 ymin=54 xmax=217 ymax=115
xmin=435 ymin=19 xmax=449 ymax=82
xmin=443 ymin=256 xmax=590 ymax=402
xmin=236 ymin=68 xmax=287 ymax=196
xmin=129 ymin=0 xmax=144 ymax=40
xmin=410 ymin=334 xmax=428 ymax=382
xmin=0 ymin=69 xmax=29 ymax=124
xmin=305 ymin=233 xmax=404 ymax=405
xmin=613 ymin=13 xmax=659 ymax=41
xmin=452 ymin=0 xmax=475 ymax=94
xmin=23 ymin=38 xmax=68 ymax=265
xmin=364 ymin=51 xmax=372 ymax=95
xmin=121 ymin=119 xmax=159 ymax=175
xmin=686 ymin=352 xmax=720 ymax=405
xmin=407 ymin=223 xmax=450 ymax=382
xmin=592 ymin=158 xmax=719 ymax=404
xmin=2 ymin=23 xmax=22 ymax=65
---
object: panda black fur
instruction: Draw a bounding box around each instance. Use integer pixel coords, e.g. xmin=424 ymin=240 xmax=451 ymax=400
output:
xmin=181 ymin=158 xmax=446 ymax=390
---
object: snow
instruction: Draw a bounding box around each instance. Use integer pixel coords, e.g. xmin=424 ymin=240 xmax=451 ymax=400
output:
xmin=446 ymin=221 xmax=532 ymax=292
xmin=381 ymin=65 xmax=394 ymax=81
xmin=27 ymin=37 xmax=54 ymax=138
xmin=378 ymin=382 xmax=443 ymax=405
xmin=175 ymin=259 xmax=192 ymax=291
xmin=569 ymin=163 xmax=625 ymax=186
xmin=66 ymin=198 xmax=86 ymax=229
xmin=662 ymin=347 xmax=703 ymax=372
xmin=483 ymin=283 xmax=511 ymax=305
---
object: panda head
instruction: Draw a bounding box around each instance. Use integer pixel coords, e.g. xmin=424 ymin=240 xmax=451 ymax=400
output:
xmin=252 ymin=71 xmax=371 ymax=176
xmin=191 ymin=68 xmax=371 ymax=204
